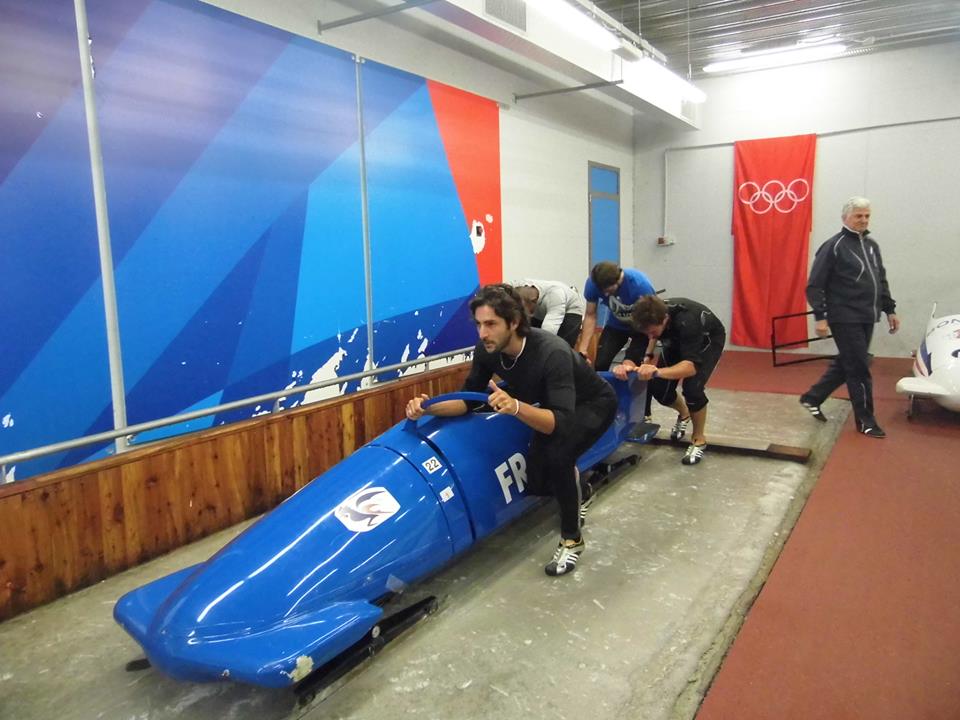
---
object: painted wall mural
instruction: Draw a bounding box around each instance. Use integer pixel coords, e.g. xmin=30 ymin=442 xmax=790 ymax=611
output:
xmin=0 ymin=0 xmax=502 ymax=481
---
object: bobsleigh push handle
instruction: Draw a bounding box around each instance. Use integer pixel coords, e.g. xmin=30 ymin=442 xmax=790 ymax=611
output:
xmin=402 ymin=391 xmax=493 ymax=434
xmin=420 ymin=391 xmax=491 ymax=409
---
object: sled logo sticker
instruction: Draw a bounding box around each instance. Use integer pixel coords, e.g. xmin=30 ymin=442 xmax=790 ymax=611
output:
xmin=335 ymin=487 xmax=400 ymax=532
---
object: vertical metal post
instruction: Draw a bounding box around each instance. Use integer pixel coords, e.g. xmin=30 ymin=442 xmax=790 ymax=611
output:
xmin=662 ymin=150 xmax=670 ymax=238
xmin=355 ymin=56 xmax=376 ymax=382
xmin=73 ymin=0 xmax=129 ymax=453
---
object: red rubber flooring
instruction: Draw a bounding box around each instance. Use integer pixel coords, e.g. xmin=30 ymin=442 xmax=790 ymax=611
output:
xmin=698 ymin=351 xmax=960 ymax=720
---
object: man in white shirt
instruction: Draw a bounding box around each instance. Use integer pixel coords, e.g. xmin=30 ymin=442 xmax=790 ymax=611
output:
xmin=514 ymin=279 xmax=586 ymax=348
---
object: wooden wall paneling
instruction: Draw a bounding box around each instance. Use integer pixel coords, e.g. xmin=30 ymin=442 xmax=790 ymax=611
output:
xmin=172 ymin=438 xmax=202 ymax=544
xmin=157 ymin=452 xmax=187 ymax=556
xmin=321 ymin=405 xmax=346 ymax=473
xmin=213 ymin=437 xmax=250 ymax=528
xmin=218 ymin=428 xmax=265 ymax=522
xmin=18 ymin=487 xmax=57 ymax=615
xmin=97 ymin=465 xmax=129 ymax=574
xmin=245 ymin=425 xmax=273 ymax=516
xmin=0 ymin=364 xmax=472 ymax=621
xmin=0 ymin=491 xmax=30 ymax=617
xmin=263 ymin=416 xmax=296 ymax=505
xmin=386 ymin=383 xmax=411 ymax=425
xmin=280 ymin=406 xmax=343 ymax=509
xmin=290 ymin=411 xmax=317 ymax=492
xmin=118 ymin=457 xmax=145 ymax=568
xmin=280 ymin=415 xmax=301 ymax=498
xmin=302 ymin=408 xmax=332 ymax=480
xmin=69 ymin=473 xmax=107 ymax=592
xmin=339 ymin=402 xmax=357 ymax=457
xmin=177 ymin=438 xmax=226 ymax=545
xmin=209 ymin=435 xmax=248 ymax=530
xmin=347 ymin=392 xmax=368 ymax=453
xmin=361 ymin=389 xmax=395 ymax=445
xmin=48 ymin=479 xmax=83 ymax=597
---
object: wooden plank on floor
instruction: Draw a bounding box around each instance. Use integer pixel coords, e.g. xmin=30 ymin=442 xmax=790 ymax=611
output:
xmin=650 ymin=430 xmax=811 ymax=463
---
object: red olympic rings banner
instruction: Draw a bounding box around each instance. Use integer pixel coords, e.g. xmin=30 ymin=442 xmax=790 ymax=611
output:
xmin=731 ymin=134 xmax=817 ymax=349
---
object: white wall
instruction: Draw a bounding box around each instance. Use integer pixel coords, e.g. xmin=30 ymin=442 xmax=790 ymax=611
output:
xmin=501 ymin=98 xmax=634 ymax=287
xmin=204 ymin=0 xmax=636 ymax=291
xmin=634 ymin=41 xmax=960 ymax=357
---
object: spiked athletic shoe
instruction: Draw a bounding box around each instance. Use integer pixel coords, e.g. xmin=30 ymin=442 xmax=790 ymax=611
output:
xmin=544 ymin=538 xmax=584 ymax=576
xmin=681 ymin=443 xmax=707 ymax=465
xmin=800 ymin=399 xmax=828 ymax=422
xmin=670 ymin=415 xmax=691 ymax=441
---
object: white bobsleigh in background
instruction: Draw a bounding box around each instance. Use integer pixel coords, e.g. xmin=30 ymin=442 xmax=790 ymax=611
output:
xmin=896 ymin=304 xmax=960 ymax=414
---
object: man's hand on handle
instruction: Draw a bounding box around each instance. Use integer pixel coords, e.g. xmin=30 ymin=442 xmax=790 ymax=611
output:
xmin=405 ymin=393 xmax=430 ymax=420
xmin=612 ymin=359 xmax=637 ymax=381
xmin=613 ymin=360 xmax=659 ymax=381
xmin=487 ymin=380 xmax=520 ymax=416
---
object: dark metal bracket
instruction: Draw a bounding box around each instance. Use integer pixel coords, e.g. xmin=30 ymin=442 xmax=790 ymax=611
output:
xmin=318 ymin=0 xmax=437 ymax=34
xmin=514 ymin=79 xmax=624 ymax=103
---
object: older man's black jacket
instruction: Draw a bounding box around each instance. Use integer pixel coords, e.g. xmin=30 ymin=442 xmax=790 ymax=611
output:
xmin=806 ymin=227 xmax=896 ymax=324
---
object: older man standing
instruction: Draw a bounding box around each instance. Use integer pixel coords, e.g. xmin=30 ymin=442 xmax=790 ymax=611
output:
xmin=800 ymin=197 xmax=899 ymax=437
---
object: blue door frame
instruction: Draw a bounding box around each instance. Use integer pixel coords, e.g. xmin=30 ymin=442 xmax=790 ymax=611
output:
xmin=588 ymin=163 xmax=620 ymax=326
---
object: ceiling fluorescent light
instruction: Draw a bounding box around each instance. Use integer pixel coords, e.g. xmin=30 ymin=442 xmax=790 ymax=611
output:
xmin=703 ymin=43 xmax=848 ymax=73
xmin=613 ymin=38 xmax=644 ymax=62
xmin=634 ymin=57 xmax=706 ymax=103
xmin=525 ymin=0 xmax=619 ymax=51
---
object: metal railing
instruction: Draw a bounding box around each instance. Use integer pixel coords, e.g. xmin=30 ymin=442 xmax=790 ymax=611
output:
xmin=770 ymin=310 xmax=835 ymax=367
xmin=0 ymin=346 xmax=474 ymax=483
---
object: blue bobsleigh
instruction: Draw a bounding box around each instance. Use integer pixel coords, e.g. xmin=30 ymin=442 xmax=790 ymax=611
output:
xmin=114 ymin=374 xmax=651 ymax=691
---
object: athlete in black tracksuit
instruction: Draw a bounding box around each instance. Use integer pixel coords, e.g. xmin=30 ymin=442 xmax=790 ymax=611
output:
xmin=615 ymin=296 xmax=725 ymax=466
xmin=801 ymin=201 xmax=898 ymax=436
xmin=406 ymin=285 xmax=617 ymax=577
xmin=646 ymin=299 xmax=726 ymax=417
xmin=462 ymin=328 xmax=617 ymax=537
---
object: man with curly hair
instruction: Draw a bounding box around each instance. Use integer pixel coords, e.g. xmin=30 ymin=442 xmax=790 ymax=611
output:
xmin=406 ymin=284 xmax=617 ymax=576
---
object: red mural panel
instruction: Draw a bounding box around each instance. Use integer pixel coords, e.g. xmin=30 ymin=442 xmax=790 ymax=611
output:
xmin=426 ymin=81 xmax=502 ymax=285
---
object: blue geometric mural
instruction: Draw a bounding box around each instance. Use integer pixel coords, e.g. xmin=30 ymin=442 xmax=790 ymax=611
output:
xmin=0 ymin=0 xmax=494 ymax=481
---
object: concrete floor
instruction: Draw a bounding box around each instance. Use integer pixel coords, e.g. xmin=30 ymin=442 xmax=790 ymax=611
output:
xmin=0 ymin=390 xmax=848 ymax=720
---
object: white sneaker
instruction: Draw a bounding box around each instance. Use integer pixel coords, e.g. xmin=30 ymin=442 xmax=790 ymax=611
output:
xmin=671 ymin=415 xmax=691 ymax=441
xmin=681 ymin=443 xmax=706 ymax=465
xmin=544 ymin=538 xmax=584 ymax=576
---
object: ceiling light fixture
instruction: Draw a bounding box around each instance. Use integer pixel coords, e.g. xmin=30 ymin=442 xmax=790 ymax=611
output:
xmin=632 ymin=57 xmax=707 ymax=103
xmin=525 ymin=0 xmax=619 ymax=52
xmin=703 ymin=43 xmax=848 ymax=74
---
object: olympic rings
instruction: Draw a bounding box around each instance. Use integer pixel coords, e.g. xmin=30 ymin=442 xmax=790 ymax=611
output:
xmin=738 ymin=179 xmax=810 ymax=214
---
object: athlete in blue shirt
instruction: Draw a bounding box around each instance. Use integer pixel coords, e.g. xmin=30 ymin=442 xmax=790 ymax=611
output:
xmin=576 ymin=261 xmax=657 ymax=371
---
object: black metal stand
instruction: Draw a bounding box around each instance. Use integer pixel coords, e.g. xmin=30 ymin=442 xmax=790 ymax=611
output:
xmin=770 ymin=310 xmax=835 ymax=367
